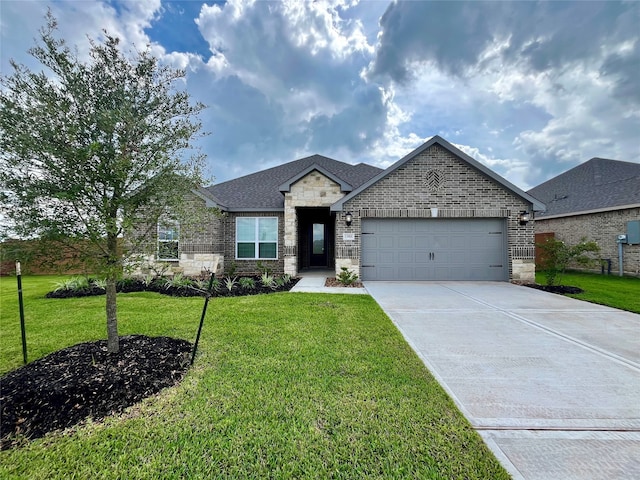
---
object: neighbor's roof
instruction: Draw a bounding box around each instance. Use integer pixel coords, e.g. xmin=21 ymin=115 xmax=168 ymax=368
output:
xmin=331 ymin=135 xmax=546 ymax=212
xmin=205 ymin=155 xmax=382 ymax=211
xmin=527 ymin=158 xmax=640 ymax=218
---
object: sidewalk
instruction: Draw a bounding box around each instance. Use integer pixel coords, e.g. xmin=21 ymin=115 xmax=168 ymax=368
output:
xmin=289 ymin=269 xmax=367 ymax=294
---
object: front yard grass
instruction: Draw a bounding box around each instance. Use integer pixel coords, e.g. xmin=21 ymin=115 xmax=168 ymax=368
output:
xmin=535 ymin=270 xmax=640 ymax=313
xmin=0 ymin=276 xmax=509 ymax=479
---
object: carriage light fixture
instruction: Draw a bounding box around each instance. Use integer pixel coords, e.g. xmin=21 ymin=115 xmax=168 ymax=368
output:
xmin=518 ymin=211 xmax=530 ymax=225
xmin=345 ymin=212 xmax=353 ymax=227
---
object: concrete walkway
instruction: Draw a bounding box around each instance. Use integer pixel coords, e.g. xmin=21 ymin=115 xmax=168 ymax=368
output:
xmin=364 ymin=281 xmax=640 ymax=480
xmin=290 ymin=269 xmax=367 ymax=294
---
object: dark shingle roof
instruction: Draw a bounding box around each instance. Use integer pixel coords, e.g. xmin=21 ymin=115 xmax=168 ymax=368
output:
xmin=527 ymin=158 xmax=640 ymax=218
xmin=206 ymin=154 xmax=382 ymax=210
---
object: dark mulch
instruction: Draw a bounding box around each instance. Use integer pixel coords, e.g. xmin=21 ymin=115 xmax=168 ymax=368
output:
xmin=0 ymin=335 xmax=192 ymax=450
xmin=45 ymin=276 xmax=300 ymax=299
xmin=324 ymin=277 xmax=364 ymax=288
xmin=523 ymin=283 xmax=584 ymax=295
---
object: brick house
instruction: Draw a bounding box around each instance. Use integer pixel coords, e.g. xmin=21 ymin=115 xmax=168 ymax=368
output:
xmin=527 ymin=158 xmax=640 ymax=276
xmin=141 ymin=136 xmax=544 ymax=282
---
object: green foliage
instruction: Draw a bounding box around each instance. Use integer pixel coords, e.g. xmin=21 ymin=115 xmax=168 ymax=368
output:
xmin=53 ymin=276 xmax=90 ymax=292
xmin=535 ymin=270 xmax=640 ymax=313
xmin=91 ymin=278 xmax=107 ymax=291
xmin=260 ymin=272 xmax=276 ymax=289
xmin=0 ymin=278 xmax=510 ymax=478
xmin=256 ymin=261 xmax=273 ymax=276
xmin=537 ymin=237 xmax=600 ymax=286
xmin=238 ymin=277 xmax=256 ymax=290
xmin=223 ymin=276 xmax=238 ymax=292
xmin=0 ymin=13 xmax=206 ymax=352
xmin=162 ymin=274 xmax=194 ymax=290
xmin=336 ymin=267 xmax=359 ymax=286
xmin=224 ymin=262 xmax=237 ymax=277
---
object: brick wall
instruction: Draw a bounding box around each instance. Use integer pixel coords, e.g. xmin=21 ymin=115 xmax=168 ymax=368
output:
xmin=221 ymin=211 xmax=285 ymax=276
xmin=336 ymin=144 xmax=536 ymax=281
xmin=534 ymin=207 xmax=640 ymax=276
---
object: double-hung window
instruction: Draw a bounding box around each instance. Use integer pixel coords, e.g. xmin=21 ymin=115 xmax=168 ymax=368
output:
xmin=157 ymin=223 xmax=179 ymax=260
xmin=236 ymin=217 xmax=278 ymax=259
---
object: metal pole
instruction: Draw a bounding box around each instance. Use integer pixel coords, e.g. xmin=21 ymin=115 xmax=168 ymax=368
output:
xmin=618 ymin=241 xmax=624 ymax=277
xmin=16 ymin=261 xmax=27 ymax=364
xmin=190 ymin=272 xmax=216 ymax=365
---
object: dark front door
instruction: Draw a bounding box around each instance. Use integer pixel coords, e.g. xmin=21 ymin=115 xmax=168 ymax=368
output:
xmin=309 ymin=222 xmax=328 ymax=267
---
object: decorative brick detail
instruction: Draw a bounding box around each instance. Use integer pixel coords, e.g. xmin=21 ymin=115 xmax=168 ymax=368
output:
xmin=511 ymin=246 xmax=536 ymax=260
xmin=336 ymin=144 xmax=536 ymax=282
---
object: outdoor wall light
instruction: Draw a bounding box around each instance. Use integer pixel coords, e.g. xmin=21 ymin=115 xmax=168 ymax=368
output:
xmin=518 ymin=211 xmax=530 ymax=225
xmin=345 ymin=212 xmax=353 ymax=227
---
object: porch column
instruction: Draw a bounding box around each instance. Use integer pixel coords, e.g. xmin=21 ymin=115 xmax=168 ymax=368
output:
xmin=283 ymin=199 xmax=297 ymax=276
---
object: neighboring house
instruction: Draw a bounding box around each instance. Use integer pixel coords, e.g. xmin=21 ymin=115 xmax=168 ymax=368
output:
xmin=141 ymin=136 xmax=544 ymax=282
xmin=527 ymin=158 xmax=640 ymax=276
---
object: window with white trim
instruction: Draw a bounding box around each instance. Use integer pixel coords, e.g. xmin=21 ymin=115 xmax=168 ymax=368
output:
xmin=236 ymin=217 xmax=278 ymax=259
xmin=157 ymin=223 xmax=179 ymax=260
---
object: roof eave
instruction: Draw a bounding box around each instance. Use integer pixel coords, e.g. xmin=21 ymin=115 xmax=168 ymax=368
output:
xmin=536 ymin=203 xmax=640 ymax=220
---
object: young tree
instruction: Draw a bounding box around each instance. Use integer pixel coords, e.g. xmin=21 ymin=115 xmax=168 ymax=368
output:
xmin=537 ymin=237 xmax=600 ymax=286
xmin=0 ymin=13 xmax=207 ymax=353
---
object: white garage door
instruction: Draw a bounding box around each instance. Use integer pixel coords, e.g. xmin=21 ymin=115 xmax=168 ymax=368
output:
xmin=361 ymin=218 xmax=508 ymax=281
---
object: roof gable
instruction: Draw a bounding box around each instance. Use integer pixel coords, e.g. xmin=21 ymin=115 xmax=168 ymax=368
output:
xmin=331 ymin=136 xmax=545 ymax=212
xmin=279 ymin=164 xmax=353 ymax=193
xmin=206 ymin=154 xmax=382 ymax=211
xmin=527 ymin=158 xmax=640 ymax=217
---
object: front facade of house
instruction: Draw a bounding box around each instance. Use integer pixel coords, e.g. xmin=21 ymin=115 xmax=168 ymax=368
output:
xmin=142 ymin=136 xmax=543 ymax=283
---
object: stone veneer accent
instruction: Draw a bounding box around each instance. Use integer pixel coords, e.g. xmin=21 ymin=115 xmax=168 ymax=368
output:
xmin=131 ymin=193 xmax=224 ymax=277
xmin=336 ymin=144 xmax=536 ymax=282
xmin=282 ymin=171 xmax=345 ymax=276
xmin=535 ymin=207 xmax=640 ymax=276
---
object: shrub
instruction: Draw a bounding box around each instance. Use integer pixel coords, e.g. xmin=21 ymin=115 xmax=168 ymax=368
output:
xmin=256 ymin=261 xmax=273 ymax=277
xmin=260 ymin=273 xmax=276 ymax=289
xmin=336 ymin=267 xmax=359 ymax=286
xmin=223 ymin=276 xmax=238 ymax=292
xmin=53 ymin=276 xmax=90 ymax=292
xmin=162 ymin=273 xmax=194 ymax=290
xmin=239 ymin=277 xmax=256 ymax=290
xmin=536 ymin=237 xmax=600 ymax=286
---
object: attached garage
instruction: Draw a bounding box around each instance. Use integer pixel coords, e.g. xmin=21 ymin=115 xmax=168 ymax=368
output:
xmin=361 ymin=218 xmax=508 ymax=281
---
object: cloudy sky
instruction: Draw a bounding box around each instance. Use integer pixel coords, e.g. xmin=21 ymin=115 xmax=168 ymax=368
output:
xmin=1 ymin=0 xmax=638 ymax=190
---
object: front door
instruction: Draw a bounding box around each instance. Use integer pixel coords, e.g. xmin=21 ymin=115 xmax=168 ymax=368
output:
xmin=309 ymin=222 xmax=328 ymax=267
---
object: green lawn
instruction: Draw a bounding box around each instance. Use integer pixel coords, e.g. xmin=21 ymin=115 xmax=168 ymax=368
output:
xmin=0 ymin=276 xmax=509 ymax=479
xmin=535 ymin=270 xmax=640 ymax=314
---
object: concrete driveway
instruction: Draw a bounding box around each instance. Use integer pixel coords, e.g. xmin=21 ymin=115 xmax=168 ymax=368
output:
xmin=364 ymin=281 xmax=640 ymax=480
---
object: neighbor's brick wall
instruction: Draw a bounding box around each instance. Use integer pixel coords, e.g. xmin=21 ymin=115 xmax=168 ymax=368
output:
xmin=221 ymin=212 xmax=285 ymax=276
xmin=535 ymin=207 xmax=640 ymax=276
xmin=337 ymin=144 xmax=536 ymax=281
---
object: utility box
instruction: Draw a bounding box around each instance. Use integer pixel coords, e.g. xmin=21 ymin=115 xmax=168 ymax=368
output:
xmin=627 ymin=220 xmax=640 ymax=244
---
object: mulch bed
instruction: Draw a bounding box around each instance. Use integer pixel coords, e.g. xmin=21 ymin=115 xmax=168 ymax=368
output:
xmin=0 ymin=335 xmax=192 ymax=450
xmin=523 ymin=283 xmax=584 ymax=295
xmin=324 ymin=278 xmax=364 ymax=288
xmin=45 ymin=276 xmax=300 ymax=299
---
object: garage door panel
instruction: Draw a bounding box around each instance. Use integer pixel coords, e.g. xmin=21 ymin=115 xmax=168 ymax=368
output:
xmin=361 ymin=219 xmax=507 ymax=281
xmin=398 ymin=236 xmax=413 ymax=249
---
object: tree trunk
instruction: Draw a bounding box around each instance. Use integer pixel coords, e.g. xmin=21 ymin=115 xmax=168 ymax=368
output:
xmin=106 ymin=274 xmax=119 ymax=353
xmin=106 ymin=231 xmax=120 ymax=353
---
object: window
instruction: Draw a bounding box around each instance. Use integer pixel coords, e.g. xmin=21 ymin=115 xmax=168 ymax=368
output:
xmin=236 ymin=217 xmax=278 ymax=259
xmin=158 ymin=223 xmax=179 ymax=260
